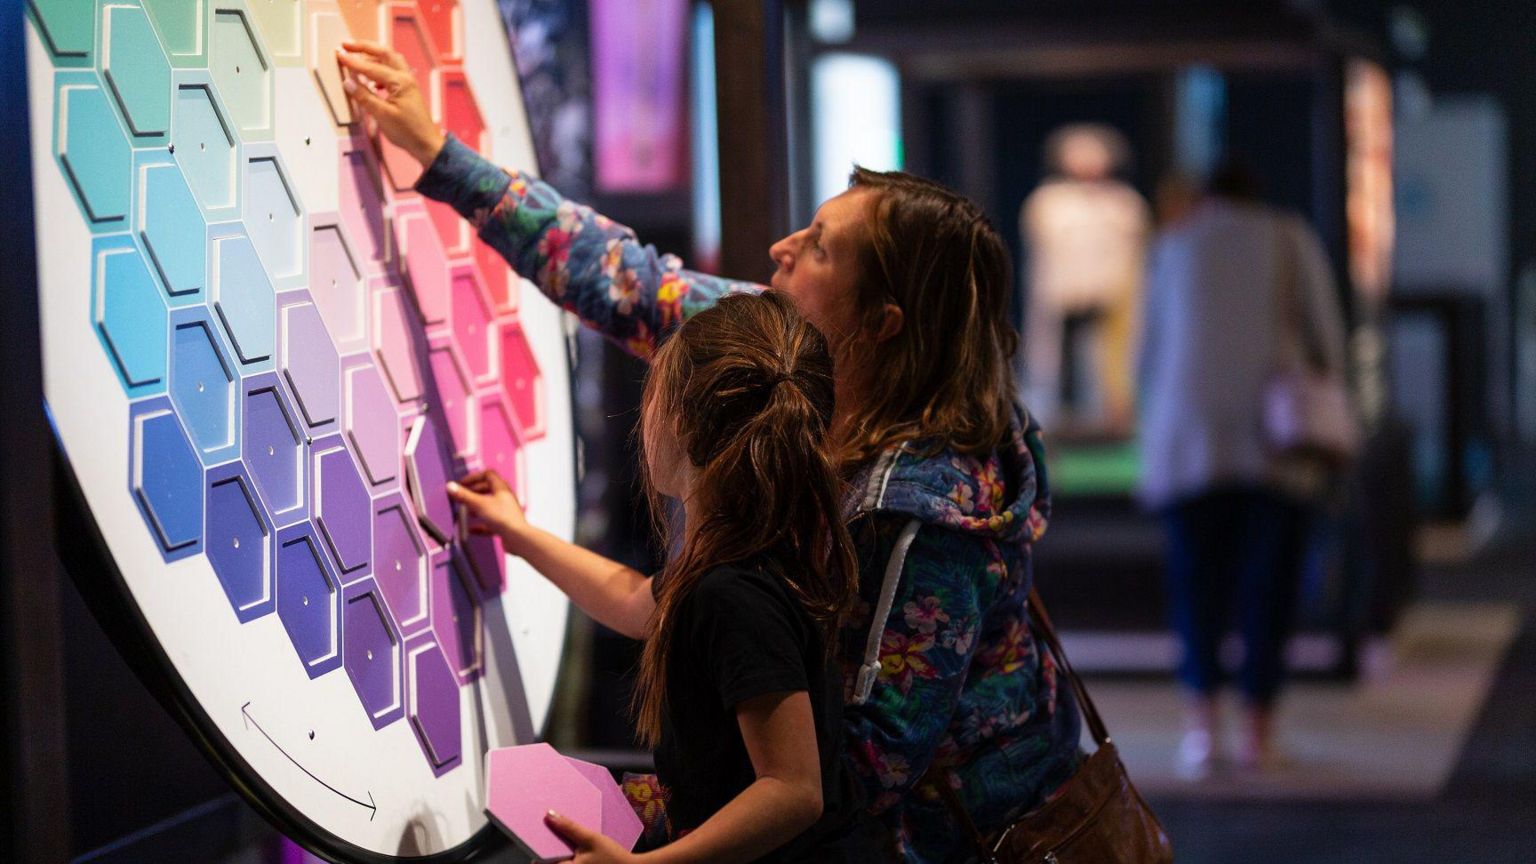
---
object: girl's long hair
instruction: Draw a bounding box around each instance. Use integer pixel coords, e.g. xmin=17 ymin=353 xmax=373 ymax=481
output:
xmin=631 ymin=291 xmax=858 ymax=747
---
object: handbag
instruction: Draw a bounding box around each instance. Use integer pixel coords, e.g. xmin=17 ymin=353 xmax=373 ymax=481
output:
xmin=922 ymin=589 xmax=1173 ymax=864
xmin=1262 ymin=219 xmax=1359 ymax=466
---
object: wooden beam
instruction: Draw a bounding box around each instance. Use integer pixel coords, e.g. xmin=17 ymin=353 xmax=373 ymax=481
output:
xmin=711 ymin=0 xmax=791 ymax=283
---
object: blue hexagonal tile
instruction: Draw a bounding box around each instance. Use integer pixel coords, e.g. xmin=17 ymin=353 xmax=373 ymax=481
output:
xmin=29 ymin=0 xmax=94 ymax=62
xmin=241 ymin=372 xmax=306 ymax=525
xmin=276 ymin=523 xmax=343 ymax=678
xmin=135 ymin=153 xmax=206 ymax=303
xmin=55 ymin=73 xmax=132 ymax=227
xmin=210 ymin=4 xmax=273 ymax=140
xmin=172 ymin=73 xmax=240 ymax=216
xmin=243 ymin=145 xmax=305 ymax=285
xmin=102 ymin=3 xmax=171 ymax=139
xmin=210 ymin=231 xmax=276 ymax=369
xmin=129 ymin=397 xmax=203 ymax=560
xmin=343 ymin=577 xmax=404 ymax=729
xmin=169 ymin=307 xmax=239 ymax=465
xmin=92 ymin=235 xmax=168 ymax=396
xmin=204 ymin=461 xmax=276 ymax=621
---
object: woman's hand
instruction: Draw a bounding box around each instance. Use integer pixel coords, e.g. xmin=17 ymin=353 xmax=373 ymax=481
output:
xmin=447 ymin=470 xmax=533 ymax=555
xmin=545 ymin=811 xmax=641 ymax=864
xmin=336 ymin=40 xmax=446 ymax=167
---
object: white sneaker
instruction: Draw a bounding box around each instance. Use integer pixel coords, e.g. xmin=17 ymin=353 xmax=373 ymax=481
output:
xmin=1174 ymin=729 xmax=1218 ymax=781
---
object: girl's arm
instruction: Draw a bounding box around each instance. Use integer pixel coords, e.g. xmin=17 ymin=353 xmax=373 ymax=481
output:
xmin=448 ymin=471 xmax=653 ymax=639
xmin=335 ymin=41 xmax=760 ymax=362
xmin=548 ymin=691 xmax=824 ymax=864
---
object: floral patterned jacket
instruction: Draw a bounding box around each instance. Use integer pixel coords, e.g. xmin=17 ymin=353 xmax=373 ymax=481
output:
xmin=417 ymin=136 xmax=1081 ymax=862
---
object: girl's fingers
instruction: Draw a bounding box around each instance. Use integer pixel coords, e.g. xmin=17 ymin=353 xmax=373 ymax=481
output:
xmin=457 ymin=469 xmax=490 ymax=486
xmin=544 ymin=811 xmax=599 ymax=849
xmin=335 ymin=49 xmax=404 ymax=88
xmin=342 ymin=76 xmax=391 ymax=115
xmin=340 ymin=39 xmax=392 ymax=60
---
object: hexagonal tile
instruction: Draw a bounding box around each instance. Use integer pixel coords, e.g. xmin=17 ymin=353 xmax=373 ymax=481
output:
xmin=343 ymin=356 xmax=400 ymax=486
xmin=102 ymin=4 xmax=172 ymax=139
xmin=143 ymin=0 xmax=207 ymax=67
xmin=477 ymin=392 xmax=525 ymax=501
xmin=129 ymin=398 xmax=204 ymax=559
xmin=436 ymin=67 xmax=483 ymax=151
xmin=242 ymin=373 xmax=307 ymax=524
xmin=372 ymin=493 xmax=429 ymax=633
xmin=243 ymin=146 xmax=306 ymax=284
xmin=463 ymin=530 xmax=504 ymax=598
xmin=135 ymin=155 xmax=206 ymax=302
xmin=415 ymin=0 xmax=460 ymax=64
xmin=56 ymin=77 xmax=132 ymax=225
xmin=372 ymin=279 xmax=427 ymax=403
xmin=395 ymin=203 xmax=450 ymax=325
xmin=204 ymin=461 xmax=276 ymax=621
xmin=276 ymin=523 xmax=343 ymax=677
xmin=339 ymin=135 xmax=390 ymax=270
xmin=273 ymin=65 xmax=342 ymax=215
xmin=432 ymin=548 xmax=482 ymax=678
xmin=210 ymin=232 xmax=276 ymax=368
xmin=93 ymin=236 xmax=169 ymax=395
xmin=378 ymin=6 xmax=436 ymax=192
xmin=477 ymin=242 xmax=514 ymax=313
xmin=308 ymin=1 xmax=352 ymax=126
xmin=486 ymin=744 xmax=604 ymax=861
xmin=31 ymin=0 xmax=94 ymax=60
xmin=279 ymin=294 xmax=341 ymax=430
xmin=405 ymin=633 xmax=462 ymax=774
xmin=248 ymin=0 xmax=303 ymax=66
xmin=172 ymin=74 xmax=240 ymax=215
xmin=426 ymin=338 xmax=474 ymax=459
xmin=403 ymin=412 xmax=454 ymax=544
xmin=337 ymin=0 xmax=384 ymax=43
xmin=169 ymin=308 xmax=240 ymax=465
xmin=449 ymin=264 xmax=495 ymax=384
xmin=210 ymin=4 xmax=274 ymax=139
xmin=309 ymin=218 xmax=367 ymax=354
xmin=311 ymin=434 xmax=372 ymax=574
xmin=343 ymin=577 xmax=404 ymax=728
xmin=499 ymin=321 xmax=545 ymax=441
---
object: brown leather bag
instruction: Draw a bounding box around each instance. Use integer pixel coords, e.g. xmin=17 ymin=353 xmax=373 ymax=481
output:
xmin=924 ymin=589 xmax=1173 ymax=864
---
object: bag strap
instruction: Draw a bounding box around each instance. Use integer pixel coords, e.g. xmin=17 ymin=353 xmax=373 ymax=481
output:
xmin=923 ymin=764 xmax=999 ymax=864
xmin=1027 ymin=588 xmax=1110 ymax=746
xmin=852 ymin=518 xmax=922 ymax=705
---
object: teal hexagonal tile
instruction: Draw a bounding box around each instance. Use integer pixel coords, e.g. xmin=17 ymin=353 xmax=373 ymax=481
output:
xmin=93 ymin=235 xmax=169 ymax=396
xmin=210 ymin=3 xmax=274 ymax=140
xmin=55 ymin=73 xmax=132 ymax=227
xmin=172 ymin=72 xmax=241 ymax=217
xmin=143 ymin=0 xmax=207 ymax=67
xmin=135 ymin=153 xmax=206 ymax=303
xmin=28 ymin=0 xmax=94 ymax=63
xmin=210 ymin=231 xmax=276 ymax=369
xmin=102 ymin=3 xmax=172 ymax=139
xmin=242 ymin=144 xmax=306 ymax=285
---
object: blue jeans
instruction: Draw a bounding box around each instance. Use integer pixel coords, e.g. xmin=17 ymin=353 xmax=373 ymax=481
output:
xmin=1161 ymin=486 xmax=1311 ymax=706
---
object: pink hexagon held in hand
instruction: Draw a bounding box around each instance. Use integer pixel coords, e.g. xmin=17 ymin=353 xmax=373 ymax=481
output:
xmin=485 ymin=743 xmax=604 ymax=862
xmin=564 ymin=756 xmax=644 ymax=852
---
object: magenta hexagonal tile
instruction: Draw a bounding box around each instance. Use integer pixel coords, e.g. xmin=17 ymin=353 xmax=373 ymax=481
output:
xmin=449 ymin=264 xmax=495 ymax=384
xmin=343 ymin=578 xmax=404 ymax=728
xmin=394 ymin=203 xmax=450 ymax=326
xmin=275 ymin=523 xmax=343 ymax=678
xmin=426 ymin=338 xmax=474 ymax=459
xmin=499 ymin=321 xmax=545 ymax=442
xmin=430 ymin=548 xmax=482 ymax=683
xmin=342 ymin=357 xmax=400 ymax=487
xmin=405 ymin=634 xmax=462 ymax=774
xmin=279 ymin=295 xmax=341 ymax=431
xmin=311 ymin=435 xmax=372 ymax=575
xmin=372 ymin=279 xmax=427 ymax=404
xmin=309 ymin=217 xmax=368 ymax=355
xmin=477 ymin=392 xmax=525 ymax=500
xmin=372 ymin=493 xmax=429 ymax=634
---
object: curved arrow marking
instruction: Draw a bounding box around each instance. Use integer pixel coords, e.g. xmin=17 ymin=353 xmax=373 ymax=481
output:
xmin=242 ymin=701 xmax=378 ymax=821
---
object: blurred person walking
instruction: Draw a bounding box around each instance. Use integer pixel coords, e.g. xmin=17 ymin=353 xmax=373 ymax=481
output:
xmin=1136 ymin=163 xmax=1352 ymax=779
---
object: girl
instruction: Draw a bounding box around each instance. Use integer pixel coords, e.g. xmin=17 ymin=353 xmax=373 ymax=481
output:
xmin=449 ymin=292 xmax=877 ymax=861
xmin=342 ymin=40 xmax=1080 ymax=861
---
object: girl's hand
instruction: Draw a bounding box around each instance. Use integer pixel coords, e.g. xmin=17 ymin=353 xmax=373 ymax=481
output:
xmin=544 ymin=811 xmax=640 ymax=864
xmin=336 ymin=40 xmax=446 ymax=167
xmin=447 ymin=470 xmax=534 ymax=555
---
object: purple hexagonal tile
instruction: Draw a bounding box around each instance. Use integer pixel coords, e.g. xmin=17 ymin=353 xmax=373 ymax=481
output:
xmin=311 ymin=435 xmax=372 ymax=575
xmin=372 ymin=278 xmax=427 ymax=404
xmin=403 ymin=412 xmax=455 ymax=546
xmin=203 ymin=462 xmax=275 ymax=621
xmin=405 ymin=634 xmax=462 ymax=774
xmin=426 ymin=338 xmax=475 ymax=460
xmin=279 ymin=294 xmax=341 ymax=431
xmin=430 ymin=549 xmax=482 ymax=683
xmin=342 ymin=356 xmax=400 ymax=487
xmin=463 ymin=531 xmax=506 ymax=599
xmin=343 ymin=578 xmax=404 ymax=729
xmin=275 ymin=523 xmax=342 ymax=678
xmin=372 ymin=493 xmax=429 ymax=634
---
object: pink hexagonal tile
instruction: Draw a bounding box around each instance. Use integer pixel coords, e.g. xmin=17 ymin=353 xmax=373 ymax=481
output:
xmin=372 ymin=277 xmax=428 ymax=404
xmin=394 ymin=202 xmax=451 ymax=326
xmin=377 ymin=5 xmax=436 ymax=193
xmin=449 ymin=264 xmax=496 ymax=384
xmin=427 ymin=337 xmax=475 ymax=459
xmin=476 ymin=241 xmax=515 ymax=313
xmin=485 ymin=743 xmax=603 ymax=863
xmin=338 ymin=134 xmax=391 ymax=272
xmin=498 ymin=321 xmax=545 ymax=441
xmin=476 ymin=392 xmax=525 ymax=501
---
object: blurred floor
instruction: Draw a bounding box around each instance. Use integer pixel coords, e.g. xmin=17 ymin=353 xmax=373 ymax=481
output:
xmin=1142 ymin=512 xmax=1536 ymax=863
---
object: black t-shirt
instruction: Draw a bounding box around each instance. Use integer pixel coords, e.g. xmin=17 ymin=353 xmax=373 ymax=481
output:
xmin=652 ymin=561 xmax=877 ymax=862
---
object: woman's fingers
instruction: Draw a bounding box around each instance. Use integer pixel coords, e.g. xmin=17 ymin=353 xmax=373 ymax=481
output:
xmin=544 ymin=810 xmax=600 ymax=849
xmin=342 ymin=75 xmax=391 ymax=115
xmin=339 ymin=39 xmax=401 ymax=66
xmin=335 ymin=49 xmax=407 ymax=91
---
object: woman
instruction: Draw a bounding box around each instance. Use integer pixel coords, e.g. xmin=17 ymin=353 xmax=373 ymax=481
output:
xmin=340 ymin=42 xmax=1080 ymax=861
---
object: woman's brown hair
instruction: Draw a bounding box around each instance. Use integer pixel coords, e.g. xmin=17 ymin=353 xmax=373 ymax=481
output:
xmin=631 ymin=291 xmax=859 ymax=747
xmin=837 ymin=167 xmax=1019 ymax=468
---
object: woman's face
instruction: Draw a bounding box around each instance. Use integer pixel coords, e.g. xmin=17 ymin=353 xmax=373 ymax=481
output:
xmin=641 ymin=392 xmax=691 ymax=501
xmin=768 ymin=187 xmax=876 ymax=352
